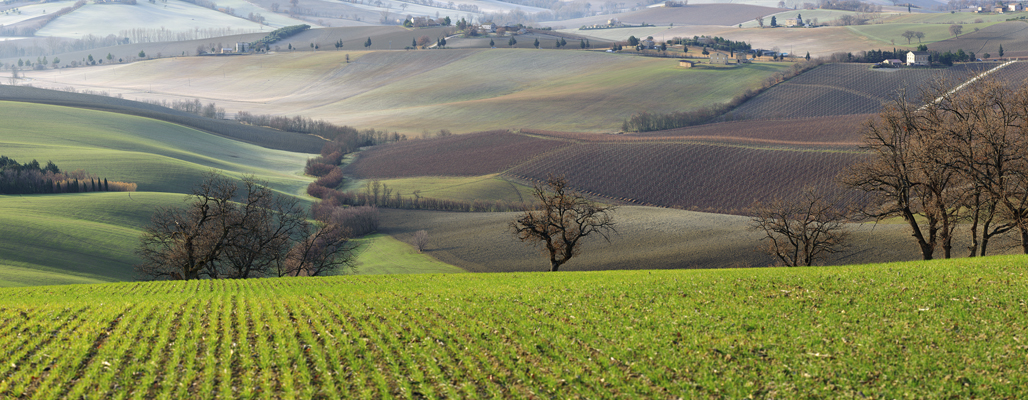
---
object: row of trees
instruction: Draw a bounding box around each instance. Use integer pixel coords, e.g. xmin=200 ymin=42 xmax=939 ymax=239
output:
xmin=0 ymin=156 xmax=135 ymax=194
xmin=235 ymin=110 xmax=406 ymax=148
xmin=842 ymin=76 xmax=1028 ymax=260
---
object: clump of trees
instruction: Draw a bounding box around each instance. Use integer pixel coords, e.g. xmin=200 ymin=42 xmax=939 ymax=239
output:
xmin=0 ymin=156 xmax=135 ymax=194
xmin=145 ymin=98 xmax=225 ymax=119
xmin=235 ymin=110 xmax=406 ymax=145
xmin=751 ymin=187 xmax=849 ymax=266
xmin=510 ymin=175 xmax=617 ymax=271
xmin=843 ymin=76 xmax=1028 ymax=259
xmin=136 ymin=172 xmax=358 ymax=280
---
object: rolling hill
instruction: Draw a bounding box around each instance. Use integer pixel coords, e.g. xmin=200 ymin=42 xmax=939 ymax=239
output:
xmin=19 ymin=48 xmax=792 ymax=133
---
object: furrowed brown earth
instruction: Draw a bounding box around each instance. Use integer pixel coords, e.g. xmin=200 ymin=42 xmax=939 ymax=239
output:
xmin=725 ymin=63 xmax=999 ymax=120
xmin=505 ymin=142 xmax=865 ymax=212
xmin=347 ymin=115 xmax=869 ymax=213
xmin=932 ymin=21 xmax=1028 ymax=58
xmin=342 ymin=130 xmax=571 ymax=178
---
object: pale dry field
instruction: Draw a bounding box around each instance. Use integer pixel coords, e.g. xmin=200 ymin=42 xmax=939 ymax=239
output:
xmin=21 ymin=47 xmax=788 ymax=133
xmin=378 ymin=206 xmax=1005 ymax=273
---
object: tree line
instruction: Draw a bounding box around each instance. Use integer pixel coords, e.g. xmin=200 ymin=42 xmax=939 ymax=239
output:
xmin=0 ymin=156 xmax=135 ymax=194
xmin=250 ymin=24 xmax=310 ymax=51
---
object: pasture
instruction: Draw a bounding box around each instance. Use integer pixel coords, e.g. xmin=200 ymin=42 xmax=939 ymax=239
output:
xmin=544 ymin=4 xmax=786 ymax=28
xmin=22 ymin=49 xmax=791 ymax=133
xmin=933 ymin=21 xmax=1028 ymax=58
xmin=352 ymin=234 xmax=464 ymax=275
xmin=1 ymin=256 xmax=1025 ymax=397
xmin=847 ymin=20 xmax=1000 ymax=47
xmin=0 ymin=0 xmax=74 ymax=26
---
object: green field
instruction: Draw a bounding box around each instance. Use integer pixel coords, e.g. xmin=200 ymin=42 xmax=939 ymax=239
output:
xmin=0 ymin=256 xmax=1025 ymax=397
xmin=353 ymin=234 xmax=464 ymax=274
xmin=848 ymin=21 xmax=1000 ymax=47
xmin=0 ymin=101 xmax=313 ymax=197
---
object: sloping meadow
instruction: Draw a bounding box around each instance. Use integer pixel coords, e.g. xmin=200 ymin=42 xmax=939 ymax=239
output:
xmin=0 ymin=256 xmax=1025 ymax=397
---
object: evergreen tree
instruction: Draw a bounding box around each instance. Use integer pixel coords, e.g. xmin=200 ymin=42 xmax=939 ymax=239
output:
xmin=365 ymin=37 xmax=372 ymax=48
xmin=55 ymin=181 xmax=61 ymax=193
xmin=999 ymin=44 xmax=1004 ymax=58
xmin=413 ymin=38 xmax=417 ymax=48
xmin=534 ymin=38 xmax=540 ymax=48
xmin=104 ymin=178 xmax=109 ymax=191
xmin=805 ymin=51 xmax=810 ymax=60
xmin=490 ymin=39 xmax=495 ymax=47
xmin=560 ymin=38 xmax=567 ymax=47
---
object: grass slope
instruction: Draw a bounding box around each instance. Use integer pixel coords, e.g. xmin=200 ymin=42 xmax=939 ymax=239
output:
xmin=0 ymin=101 xmax=312 ymax=196
xmin=22 ymin=49 xmax=792 ymax=133
xmin=353 ymin=233 xmax=465 ymax=274
xmin=0 ymin=192 xmax=183 ymax=285
xmin=36 ymin=1 xmax=269 ymax=38
xmin=0 ymin=256 xmax=1025 ymax=397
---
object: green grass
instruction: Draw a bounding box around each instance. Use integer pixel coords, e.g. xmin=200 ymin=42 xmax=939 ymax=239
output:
xmin=343 ymin=174 xmax=536 ymax=203
xmin=352 ymin=234 xmax=464 ymax=274
xmin=848 ymin=21 xmax=1000 ymax=47
xmin=0 ymin=255 xmax=1025 ymax=397
xmin=0 ymin=101 xmax=313 ymax=197
xmin=0 ymin=192 xmax=183 ymax=284
xmin=0 ymin=264 xmax=106 ymax=287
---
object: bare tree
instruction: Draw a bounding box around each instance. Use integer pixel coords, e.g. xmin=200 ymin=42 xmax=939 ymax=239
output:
xmin=949 ymin=24 xmax=962 ymax=37
xmin=510 ymin=175 xmax=616 ymax=271
xmin=136 ymin=172 xmax=359 ymax=280
xmin=902 ymin=30 xmax=915 ymax=44
xmin=756 ymin=15 xmax=764 ymax=28
xmin=412 ymin=230 xmax=429 ymax=252
xmin=915 ymin=31 xmax=924 ymax=43
xmin=752 ymin=188 xmax=848 ymax=266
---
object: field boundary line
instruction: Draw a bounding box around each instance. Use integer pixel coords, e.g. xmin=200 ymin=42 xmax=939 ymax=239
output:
xmin=922 ymin=59 xmax=1019 ymax=110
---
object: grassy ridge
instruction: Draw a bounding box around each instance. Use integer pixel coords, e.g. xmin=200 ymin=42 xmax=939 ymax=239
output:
xmin=0 ymin=192 xmax=183 ymax=285
xmin=0 ymin=256 xmax=1025 ymax=397
xmin=0 ymin=101 xmax=313 ymax=196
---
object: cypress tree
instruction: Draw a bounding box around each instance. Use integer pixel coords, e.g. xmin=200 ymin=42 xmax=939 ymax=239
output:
xmin=73 ymin=179 xmax=79 ymax=193
xmin=55 ymin=181 xmax=61 ymax=193
xmin=91 ymin=178 xmax=96 ymax=192
xmin=104 ymin=178 xmax=109 ymax=191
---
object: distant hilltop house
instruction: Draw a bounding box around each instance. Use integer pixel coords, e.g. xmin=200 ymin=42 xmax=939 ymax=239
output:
xmin=679 ymin=60 xmax=694 ymax=68
xmin=1011 ymin=3 xmax=1025 ymax=11
xmin=480 ymin=23 xmax=495 ymax=32
xmin=785 ymin=14 xmax=803 ymax=27
xmin=710 ymin=52 xmax=731 ymax=65
xmin=907 ymin=51 xmax=930 ymax=66
xmin=884 ymin=58 xmax=903 ymax=65
xmin=235 ymin=42 xmax=248 ymax=53
xmin=607 ymin=18 xmax=621 ymax=26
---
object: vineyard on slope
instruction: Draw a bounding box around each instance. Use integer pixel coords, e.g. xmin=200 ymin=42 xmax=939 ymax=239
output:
xmin=725 ymin=63 xmax=999 ymax=120
xmin=0 ymin=259 xmax=1025 ymax=398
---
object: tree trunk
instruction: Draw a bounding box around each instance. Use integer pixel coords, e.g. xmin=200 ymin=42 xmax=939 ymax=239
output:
xmin=902 ymin=207 xmax=934 ymax=260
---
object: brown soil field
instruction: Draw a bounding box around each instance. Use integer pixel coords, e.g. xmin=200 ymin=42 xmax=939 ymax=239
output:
xmin=543 ymin=4 xmax=787 ymax=28
xmin=505 ymin=142 xmax=865 ymax=212
xmin=932 ymin=21 xmax=1028 ymax=58
xmin=379 ymin=206 xmax=1014 ymax=272
xmin=726 ymin=62 xmax=997 ymax=120
xmin=342 ymin=130 xmax=571 ymax=178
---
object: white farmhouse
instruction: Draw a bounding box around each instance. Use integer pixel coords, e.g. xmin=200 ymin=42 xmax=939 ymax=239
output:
xmin=907 ymin=51 xmax=930 ymax=66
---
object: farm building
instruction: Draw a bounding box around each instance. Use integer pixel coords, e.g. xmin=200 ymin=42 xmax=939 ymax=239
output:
xmin=679 ymin=60 xmax=694 ymax=68
xmin=884 ymin=58 xmax=903 ymax=65
xmin=710 ymin=52 xmax=731 ymax=65
xmin=1011 ymin=3 xmax=1024 ymax=11
xmin=785 ymin=15 xmax=803 ymax=26
xmin=907 ymin=51 xmax=929 ymax=66
xmin=480 ymin=23 xmax=495 ymax=32
xmin=235 ymin=42 xmax=248 ymax=53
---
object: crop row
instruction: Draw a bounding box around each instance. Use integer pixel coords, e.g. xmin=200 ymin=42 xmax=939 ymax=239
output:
xmin=343 ymin=130 xmax=571 ymax=179
xmin=507 ymin=142 xmax=867 ymax=213
xmin=1 ymin=262 xmax=1026 ymax=397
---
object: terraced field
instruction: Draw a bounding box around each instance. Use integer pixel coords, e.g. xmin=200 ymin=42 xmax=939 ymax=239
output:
xmin=0 ymin=257 xmax=1025 ymax=397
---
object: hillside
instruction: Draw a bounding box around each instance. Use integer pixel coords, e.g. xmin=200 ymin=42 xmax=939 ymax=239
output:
xmin=0 ymin=256 xmax=1024 ymax=397
xmin=20 ymin=49 xmax=792 ymax=133
xmin=932 ymin=21 xmax=1028 ymax=58
xmin=540 ymin=4 xmax=787 ymax=28
xmin=725 ymin=62 xmax=1000 ymax=121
